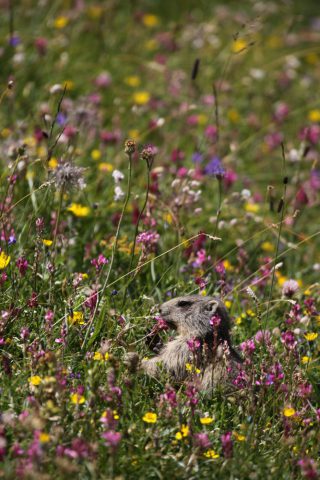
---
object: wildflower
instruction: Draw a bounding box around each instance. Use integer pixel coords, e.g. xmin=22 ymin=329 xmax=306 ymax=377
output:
xmin=204 ymin=156 xmax=225 ymax=178
xmin=133 ymin=91 xmax=150 ymax=105
xmin=54 ymin=16 xmax=69 ymax=29
xmin=297 ymin=457 xmax=318 ymax=479
xmin=112 ymin=169 xmax=124 ymax=183
xmin=93 ymin=352 xmax=109 ymax=361
xmin=50 ymin=162 xmax=86 ymax=191
xmin=29 ymin=376 xmax=42 ymax=386
xmin=301 ymin=356 xmax=311 ymax=364
xmin=200 ymin=417 xmax=214 ymax=425
xmin=68 ymin=311 xmax=85 ymax=325
xmin=282 ymin=279 xmax=299 ymax=297
xmin=141 ymin=144 xmax=157 ymax=168
xmin=194 ymin=432 xmax=211 ymax=449
xmin=187 ymin=337 xmax=201 ymax=352
xmin=67 ymin=203 xmax=90 ymax=217
xmin=70 ymin=393 xmax=85 ymax=405
xmin=114 ymin=185 xmax=125 ymax=201
xmin=281 ymin=331 xmax=297 ymax=350
xmin=124 ymin=139 xmax=136 ymax=155
xmin=304 ymin=332 xmax=318 ymax=341
xmin=39 ymin=433 xmax=50 ymax=443
xmin=221 ymin=432 xmax=233 ymax=458
xmin=142 ymin=412 xmax=157 ymax=423
xmin=204 ymin=449 xmax=220 ymax=459
xmin=232 ymin=38 xmax=247 ymax=53
xmin=175 ymin=424 xmax=189 ymax=440
xmin=142 ymin=14 xmax=159 ymax=27
xmin=98 ymin=162 xmax=113 ymax=172
xmin=91 ymin=149 xmax=101 ymax=160
xmin=0 ymin=252 xmax=10 ymax=269
xmin=261 ymin=241 xmax=274 ymax=252
xmin=308 ymin=110 xmax=320 ymax=122
xmin=42 ymin=239 xmax=52 ymax=247
xmin=102 ymin=431 xmax=122 ymax=450
xmin=283 ymin=407 xmax=296 ymax=417
xmin=91 ymin=254 xmax=108 ymax=271
xmin=233 ymin=432 xmax=246 ymax=441
xmin=16 ymin=257 xmax=28 ymax=276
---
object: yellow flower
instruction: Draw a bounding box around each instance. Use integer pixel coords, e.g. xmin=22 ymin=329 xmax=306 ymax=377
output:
xmin=142 ymin=14 xmax=159 ymax=27
xmin=67 ymin=203 xmax=90 ymax=217
xmin=227 ymin=109 xmax=240 ymax=123
xmin=144 ymin=39 xmax=158 ymax=50
xmin=283 ymin=407 xmax=296 ymax=417
xmin=1 ymin=128 xmax=11 ymax=138
xmin=304 ymin=332 xmax=318 ymax=341
xmin=197 ymin=114 xmax=208 ymax=126
xmin=0 ymin=252 xmax=10 ymax=269
xmin=124 ymin=76 xmax=141 ymax=87
xmin=301 ymin=356 xmax=311 ymax=364
xmin=133 ymin=91 xmax=150 ymax=105
xmin=233 ymin=431 xmax=246 ymax=441
xmin=162 ymin=213 xmax=173 ymax=224
xmin=308 ymin=110 xmax=320 ymax=123
xmin=93 ymin=352 xmax=109 ymax=361
xmin=91 ymin=149 xmax=101 ymax=160
xmin=232 ymin=38 xmax=247 ymax=53
xmin=98 ymin=162 xmax=113 ymax=172
xmin=48 ymin=157 xmax=58 ymax=169
xmin=277 ymin=274 xmax=287 ymax=287
xmin=54 ymin=16 xmax=69 ymax=29
xmin=200 ymin=417 xmax=214 ymax=425
xmin=64 ymin=80 xmax=74 ymax=91
xmin=37 ymin=146 xmax=46 ymax=158
xmin=68 ymin=311 xmax=85 ymax=325
xmin=305 ymin=53 xmax=319 ymax=65
xmin=39 ymin=433 xmax=50 ymax=443
xmin=261 ymin=241 xmax=274 ymax=253
xmin=204 ymin=449 xmax=220 ymax=459
xmin=70 ymin=393 xmax=85 ymax=405
xmin=181 ymin=425 xmax=189 ymax=437
xmin=142 ymin=412 xmax=157 ymax=423
xmin=223 ymin=260 xmax=233 ymax=271
xmin=235 ymin=316 xmax=242 ymax=325
xmin=186 ymin=363 xmax=201 ymax=373
xmin=113 ymin=410 xmax=119 ymax=420
xmin=245 ymin=202 xmax=260 ymax=213
xmin=43 ymin=239 xmax=53 ymax=247
xmin=224 ymin=300 xmax=232 ymax=309
xmin=175 ymin=431 xmax=183 ymax=440
xmin=200 ymin=289 xmax=207 ymax=297
xmin=29 ymin=375 xmax=42 ymax=386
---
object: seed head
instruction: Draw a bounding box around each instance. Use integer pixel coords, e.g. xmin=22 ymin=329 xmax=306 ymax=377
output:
xmin=141 ymin=144 xmax=157 ymax=168
xmin=124 ymin=139 xmax=136 ymax=155
xmin=50 ymin=161 xmax=86 ymax=191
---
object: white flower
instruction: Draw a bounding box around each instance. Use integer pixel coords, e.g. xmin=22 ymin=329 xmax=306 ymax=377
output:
xmin=114 ymin=186 xmax=124 ymax=201
xmin=112 ymin=170 xmax=124 ymax=183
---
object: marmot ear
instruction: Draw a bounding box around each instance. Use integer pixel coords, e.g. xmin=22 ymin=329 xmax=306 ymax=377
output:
xmin=204 ymin=300 xmax=219 ymax=313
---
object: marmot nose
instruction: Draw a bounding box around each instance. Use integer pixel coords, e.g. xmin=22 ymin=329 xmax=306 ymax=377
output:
xmin=159 ymin=306 xmax=163 ymax=315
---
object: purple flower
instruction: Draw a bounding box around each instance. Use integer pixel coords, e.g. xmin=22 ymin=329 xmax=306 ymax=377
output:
xmin=187 ymin=337 xmax=201 ymax=352
xmin=221 ymin=431 xmax=233 ymax=458
xmin=204 ymin=156 xmax=225 ymax=177
xmin=102 ymin=431 xmax=122 ymax=450
xmin=194 ymin=432 xmax=211 ymax=449
xmin=192 ymin=152 xmax=203 ymax=164
xmin=297 ymin=457 xmax=318 ymax=479
xmin=282 ymin=279 xmax=299 ymax=297
xmin=280 ymin=330 xmax=297 ymax=350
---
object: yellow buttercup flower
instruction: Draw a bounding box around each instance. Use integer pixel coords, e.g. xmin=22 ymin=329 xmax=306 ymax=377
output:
xmin=204 ymin=449 xmax=220 ymax=459
xmin=232 ymin=38 xmax=247 ymax=53
xmin=133 ymin=91 xmax=150 ymax=105
xmin=93 ymin=352 xmax=109 ymax=361
xmin=301 ymin=356 xmax=311 ymax=364
xmin=67 ymin=203 xmax=90 ymax=217
xmin=43 ymin=239 xmax=53 ymax=247
xmin=71 ymin=393 xmax=85 ymax=405
xmin=39 ymin=433 xmax=50 ymax=443
xmin=308 ymin=110 xmax=320 ymax=122
xmin=0 ymin=252 xmax=10 ymax=269
xmin=245 ymin=202 xmax=260 ymax=213
xmin=200 ymin=417 xmax=214 ymax=425
xmin=283 ymin=407 xmax=296 ymax=417
xmin=29 ymin=375 xmax=42 ymax=386
xmin=142 ymin=14 xmax=159 ymax=27
xmin=261 ymin=241 xmax=274 ymax=252
xmin=224 ymin=300 xmax=232 ymax=309
xmin=48 ymin=157 xmax=58 ymax=169
xmin=304 ymin=332 xmax=318 ymax=341
xmin=54 ymin=16 xmax=69 ymax=29
xmin=142 ymin=412 xmax=157 ymax=423
xmin=68 ymin=311 xmax=85 ymax=325
xmin=91 ymin=149 xmax=101 ymax=160
xmin=233 ymin=431 xmax=246 ymax=441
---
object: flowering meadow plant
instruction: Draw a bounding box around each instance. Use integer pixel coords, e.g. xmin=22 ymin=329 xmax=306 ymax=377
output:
xmin=0 ymin=1 xmax=319 ymax=479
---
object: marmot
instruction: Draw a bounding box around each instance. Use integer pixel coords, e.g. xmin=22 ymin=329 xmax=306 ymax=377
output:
xmin=126 ymin=295 xmax=242 ymax=393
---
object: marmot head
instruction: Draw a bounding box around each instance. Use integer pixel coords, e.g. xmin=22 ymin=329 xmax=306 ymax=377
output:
xmin=160 ymin=295 xmax=242 ymax=362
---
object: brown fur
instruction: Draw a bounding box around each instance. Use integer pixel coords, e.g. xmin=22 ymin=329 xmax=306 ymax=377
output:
xmin=127 ymin=295 xmax=242 ymax=393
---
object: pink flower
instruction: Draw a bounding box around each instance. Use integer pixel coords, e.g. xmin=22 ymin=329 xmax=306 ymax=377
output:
xmin=221 ymin=431 xmax=233 ymax=458
xmin=102 ymin=431 xmax=122 ymax=450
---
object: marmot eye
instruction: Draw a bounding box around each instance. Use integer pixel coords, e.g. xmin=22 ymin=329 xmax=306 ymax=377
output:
xmin=177 ymin=300 xmax=193 ymax=308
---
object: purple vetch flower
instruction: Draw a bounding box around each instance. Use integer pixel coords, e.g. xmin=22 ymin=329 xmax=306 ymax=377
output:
xmin=102 ymin=431 xmax=122 ymax=450
xmin=137 ymin=230 xmax=160 ymax=246
xmin=9 ymin=35 xmax=20 ymax=47
xmin=221 ymin=431 xmax=233 ymax=458
xmin=240 ymin=339 xmax=255 ymax=356
xmin=280 ymin=330 xmax=297 ymax=350
xmin=192 ymin=152 xmax=203 ymax=164
xmin=16 ymin=257 xmax=28 ymax=276
xmin=194 ymin=432 xmax=211 ymax=449
xmin=204 ymin=156 xmax=225 ymax=177
xmin=186 ymin=337 xmax=201 ymax=352
xmin=297 ymin=457 xmax=318 ymax=479
xmin=210 ymin=314 xmax=221 ymax=327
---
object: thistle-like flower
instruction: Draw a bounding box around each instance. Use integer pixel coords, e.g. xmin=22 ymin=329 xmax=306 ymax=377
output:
xmin=50 ymin=161 xmax=86 ymax=191
xmin=124 ymin=139 xmax=136 ymax=155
